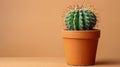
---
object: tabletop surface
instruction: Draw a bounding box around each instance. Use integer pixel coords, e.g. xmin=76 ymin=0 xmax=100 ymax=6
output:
xmin=0 ymin=57 xmax=120 ymax=67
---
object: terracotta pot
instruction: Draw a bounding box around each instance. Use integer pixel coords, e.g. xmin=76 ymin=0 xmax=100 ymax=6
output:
xmin=62 ymin=29 xmax=100 ymax=66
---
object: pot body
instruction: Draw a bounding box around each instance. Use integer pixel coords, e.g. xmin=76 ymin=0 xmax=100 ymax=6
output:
xmin=62 ymin=29 xmax=100 ymax=66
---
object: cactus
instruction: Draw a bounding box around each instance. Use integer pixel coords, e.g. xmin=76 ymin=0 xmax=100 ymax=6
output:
xmin=65 ymin=8 xmax=97 ymax=30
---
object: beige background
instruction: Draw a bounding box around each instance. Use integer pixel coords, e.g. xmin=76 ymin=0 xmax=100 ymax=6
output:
xmin=0 ymin=0 xmax=120 ymax=58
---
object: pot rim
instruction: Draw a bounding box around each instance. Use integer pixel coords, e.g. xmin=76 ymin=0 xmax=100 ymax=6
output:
xmin=62 ymin=29 xmax=100 ymax=39
xmin=62 ymin=29 xmax=100 ymax=32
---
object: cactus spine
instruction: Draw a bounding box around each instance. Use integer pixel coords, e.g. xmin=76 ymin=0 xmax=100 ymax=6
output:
xmin=65 ymin=8 xmax=97 ymax=30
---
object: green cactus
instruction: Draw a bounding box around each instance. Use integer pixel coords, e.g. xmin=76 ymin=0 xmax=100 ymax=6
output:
xmin=65 ymin=8 xmax=97 ymax=30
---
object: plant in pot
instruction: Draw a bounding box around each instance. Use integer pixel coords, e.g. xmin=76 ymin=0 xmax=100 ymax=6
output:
xmin=62 ymin=4 xmax=100 ymax=66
